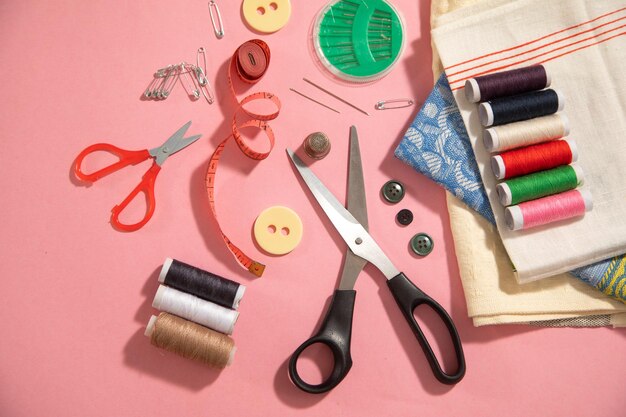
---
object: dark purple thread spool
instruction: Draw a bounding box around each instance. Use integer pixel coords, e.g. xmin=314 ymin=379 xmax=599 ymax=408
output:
xmin=465 ymin=65 xmax=550 ymax=103
xmin=158 ymin=258 xmax=245 ymax=309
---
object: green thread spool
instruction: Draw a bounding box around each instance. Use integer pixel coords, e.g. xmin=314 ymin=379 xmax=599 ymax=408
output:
xmin=496 ymin=165 xmax=583 ymax=206
xmin=312 ymin=0 xmax=405 ymax=83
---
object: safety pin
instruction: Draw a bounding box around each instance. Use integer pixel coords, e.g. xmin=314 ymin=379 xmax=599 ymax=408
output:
xmin=195 ymin=47 xmax=215 ymax=104
xmin=375 ymin=98 xmax=415 ymax=110
xmin=144 ymin=77 xmax=161 ymax=98
xmin=179 ymin=62 xmax=200 ymax=100
xmin=208 ymin=0 xmax=224 ymax=39
xmin=158 ymin=66 xmax=179 ymax=99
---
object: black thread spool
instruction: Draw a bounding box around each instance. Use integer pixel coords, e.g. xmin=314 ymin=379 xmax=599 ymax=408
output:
xmin=465 ymin=65 xmax=550 ymax=103
xmin=158 ymin=258 xmax=245 ymax=309
xmin=479 ymin=89 xmax=564 ymax=127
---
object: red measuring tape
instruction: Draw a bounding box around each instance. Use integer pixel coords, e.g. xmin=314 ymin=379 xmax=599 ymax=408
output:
xmin=205 ymin=39 xmax=280 ymax=277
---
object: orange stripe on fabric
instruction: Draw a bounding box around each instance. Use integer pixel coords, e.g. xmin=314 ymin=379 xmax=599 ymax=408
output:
xmin=447 ymin=16 xmax=626 ymax=78
xmin=444 ymin=6 xmax=626 ymax=70
xmin=449 ymin=25 xmax=626 ymax=86
xmin=450 ymin=31 xmax=626 ymax=91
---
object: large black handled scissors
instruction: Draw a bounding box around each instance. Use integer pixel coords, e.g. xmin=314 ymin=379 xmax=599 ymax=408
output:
xmin=286 ymin=126 xmax=465 ymax=394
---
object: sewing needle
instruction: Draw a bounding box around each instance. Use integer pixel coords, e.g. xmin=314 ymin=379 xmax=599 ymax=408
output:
xmin=290 ymin=88 xmax=341 ymax=114
xmin=303 ymin=78 xmax=370 ymax=116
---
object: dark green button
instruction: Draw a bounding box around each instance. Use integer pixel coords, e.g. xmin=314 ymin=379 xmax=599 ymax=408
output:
xmin=381 ymin=180 xmax=405 ymax=203
xmin=410 ymin=233 xmax=434 ymax=256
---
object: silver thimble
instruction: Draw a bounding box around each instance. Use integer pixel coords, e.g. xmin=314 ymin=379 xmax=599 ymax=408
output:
xmin=303 ymin=132 xmax=331 ymax=160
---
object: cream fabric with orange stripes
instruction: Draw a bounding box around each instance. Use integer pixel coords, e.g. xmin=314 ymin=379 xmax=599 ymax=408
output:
xmin=430 ymin=0 xmax=626 ymax=327
xmin=432 ymin=0 xmax=626 ymax=283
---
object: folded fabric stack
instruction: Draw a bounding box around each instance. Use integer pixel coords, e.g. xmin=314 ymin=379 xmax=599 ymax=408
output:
xmin=394 ymin=0 xmax=626 ymax=326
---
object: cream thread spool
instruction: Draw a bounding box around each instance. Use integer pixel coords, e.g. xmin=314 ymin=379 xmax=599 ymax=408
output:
xmin=152 ymin=284 xmax=239 ymax=335
xmin=145 ymin=313 xmax=236 ymax=368
xmin=484 ymin=113 xmax=570 ymax=153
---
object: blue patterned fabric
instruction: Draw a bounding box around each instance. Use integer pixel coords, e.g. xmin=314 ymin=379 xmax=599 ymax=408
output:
xmin=394 ymin=74 xmax=625 ymax=303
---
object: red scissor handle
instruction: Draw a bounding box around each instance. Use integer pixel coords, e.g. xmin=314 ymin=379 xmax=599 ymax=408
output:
xmin=73 ymin=143 xmax=151 ymax=183
xmin=111 ymin=163 xmax=161 ymax=232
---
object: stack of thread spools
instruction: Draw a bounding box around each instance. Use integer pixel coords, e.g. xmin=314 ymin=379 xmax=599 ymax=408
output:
xmin=145 ymin=258 xmax=245 ymax=369
xmin=465 ymin=64 xmax=592 ymax=231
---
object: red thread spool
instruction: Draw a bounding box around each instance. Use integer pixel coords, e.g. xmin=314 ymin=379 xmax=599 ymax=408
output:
xmin=491 ymin=139 xmax=577 ymax=180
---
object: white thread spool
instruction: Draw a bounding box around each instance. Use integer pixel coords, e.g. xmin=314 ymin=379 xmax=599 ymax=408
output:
xmin=152 ymin=285 xmax=239 ymax=335
xmin=491 ymin=138 xmax=578 ymax=180
xmin=483 ymin=113 xmax=570 ymax=153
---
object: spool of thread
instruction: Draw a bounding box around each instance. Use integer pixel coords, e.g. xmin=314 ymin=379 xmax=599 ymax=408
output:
xmin=484 ymin=113 xmax=569 ymax=153
xmin=152 ymin=285 xmax=239 ymax=335
xmin=465 ymin=65 xmax=551 ymax=103
xmin=479 ymin=89 xmax=564 ymax=127
xmin=496 ymin=165 xmax=583 ymax=206
xmin=159 ymin=258 xmax=245 ymax=309
xmin=303 ymin=132 xmax=331 ymax=159
xmin=491 ymin=139 xmax=577 ymax=180
xmin=145 ymin=313 xmax=236 ymax=368
xmin=504 ymin=189 xmax=592 ymax=231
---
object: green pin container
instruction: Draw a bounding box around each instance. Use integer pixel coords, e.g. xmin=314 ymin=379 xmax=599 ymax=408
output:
xmin=312 ymin=0 xmax=406 ymax=83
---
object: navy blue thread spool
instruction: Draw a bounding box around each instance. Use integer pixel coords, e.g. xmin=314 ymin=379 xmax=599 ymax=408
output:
xmin=465 ymin=65 xmax=551 ymax=103
xmin=158 ymin=258 xmax=245 ymax=309
xmin=479 ymin=89 xmax=564 ymax=127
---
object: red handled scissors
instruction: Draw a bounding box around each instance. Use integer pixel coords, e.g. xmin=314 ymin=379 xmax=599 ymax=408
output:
xmin=73 ymin=121 xmax=201 ymax=232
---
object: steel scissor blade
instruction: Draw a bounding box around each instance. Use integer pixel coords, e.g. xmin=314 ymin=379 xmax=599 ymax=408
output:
xmin=150 ymin=121 xmax=201 ymax=165
xmin=286 ymin=148 xmax=399 ymax=279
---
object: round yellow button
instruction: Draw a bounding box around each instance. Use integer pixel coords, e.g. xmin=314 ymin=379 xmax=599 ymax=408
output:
xmin=253 ymin=206 xmax=303 ymax=255
xmin=242 ymin=0 xmax=292 ymax=34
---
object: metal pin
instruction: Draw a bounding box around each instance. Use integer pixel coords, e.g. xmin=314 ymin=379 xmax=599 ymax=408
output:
xmin=179 ymin=62 xmax=200 ymax=100
xmin=375 ymin=98 xmax=415 ymax=110
xmin=302 ymin=78 xmax=369 ymax=116
xmin=158 ymin=66 xmax=179 ymax=99
xmin=290 ymin=88 xmax=340 ymax=114
xmin=195 ymin=47 xmax=215 ymax=104
xmin=208 ymin=0 xmax=224 ymax=39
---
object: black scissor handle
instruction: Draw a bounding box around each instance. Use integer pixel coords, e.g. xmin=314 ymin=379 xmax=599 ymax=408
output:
xmin=387 ymin=273 xmax=466 ymax=385
xmin=288 ymin=290 xmax=356 ymax=394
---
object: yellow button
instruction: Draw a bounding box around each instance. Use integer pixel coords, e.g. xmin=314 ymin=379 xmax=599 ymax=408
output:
xmin=253 ymin=206 xmax=303 ymax=255
xmin=242 ymin=0 xmax=292 ymax=33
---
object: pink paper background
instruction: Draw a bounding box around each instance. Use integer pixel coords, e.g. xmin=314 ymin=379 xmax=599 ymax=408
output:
xmin=0 ymin=1 xmax=624 ymax=416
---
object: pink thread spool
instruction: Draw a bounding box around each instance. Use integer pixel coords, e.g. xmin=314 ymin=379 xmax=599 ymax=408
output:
xmin=504 ymin=189 xmax=592 ymax=231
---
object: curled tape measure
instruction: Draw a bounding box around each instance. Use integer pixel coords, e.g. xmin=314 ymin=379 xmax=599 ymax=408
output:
xmin=205 ymin=39 xmax=281 ymax=277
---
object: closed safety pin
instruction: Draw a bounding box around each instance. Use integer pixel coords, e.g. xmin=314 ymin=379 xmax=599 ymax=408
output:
xmin=196 ymin=47 xmax=216 ymax=104
xmin=208 ymin=0 xmax=224 ymax=39
xmin=375 ymin=98 xmax=415 ymax=110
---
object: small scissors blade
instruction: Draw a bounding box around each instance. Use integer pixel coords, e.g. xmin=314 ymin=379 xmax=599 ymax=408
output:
xmin=149 ymin=121 xmax=201 ymax=165
xmin=286 ymin=148 xmax=399 ymax=279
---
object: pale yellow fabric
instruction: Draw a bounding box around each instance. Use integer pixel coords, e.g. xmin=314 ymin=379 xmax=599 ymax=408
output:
xmin=429 ymin=0 xmax=626 ymax=326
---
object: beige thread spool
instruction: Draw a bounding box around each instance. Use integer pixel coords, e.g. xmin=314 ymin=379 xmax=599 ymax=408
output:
xmin=483 ymin=113 xmax=569 ymax=153
xmin=303 ymin=132 xmax=331 ymax=159
xmin=145 ymin=312 xmax=236 ymax=368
